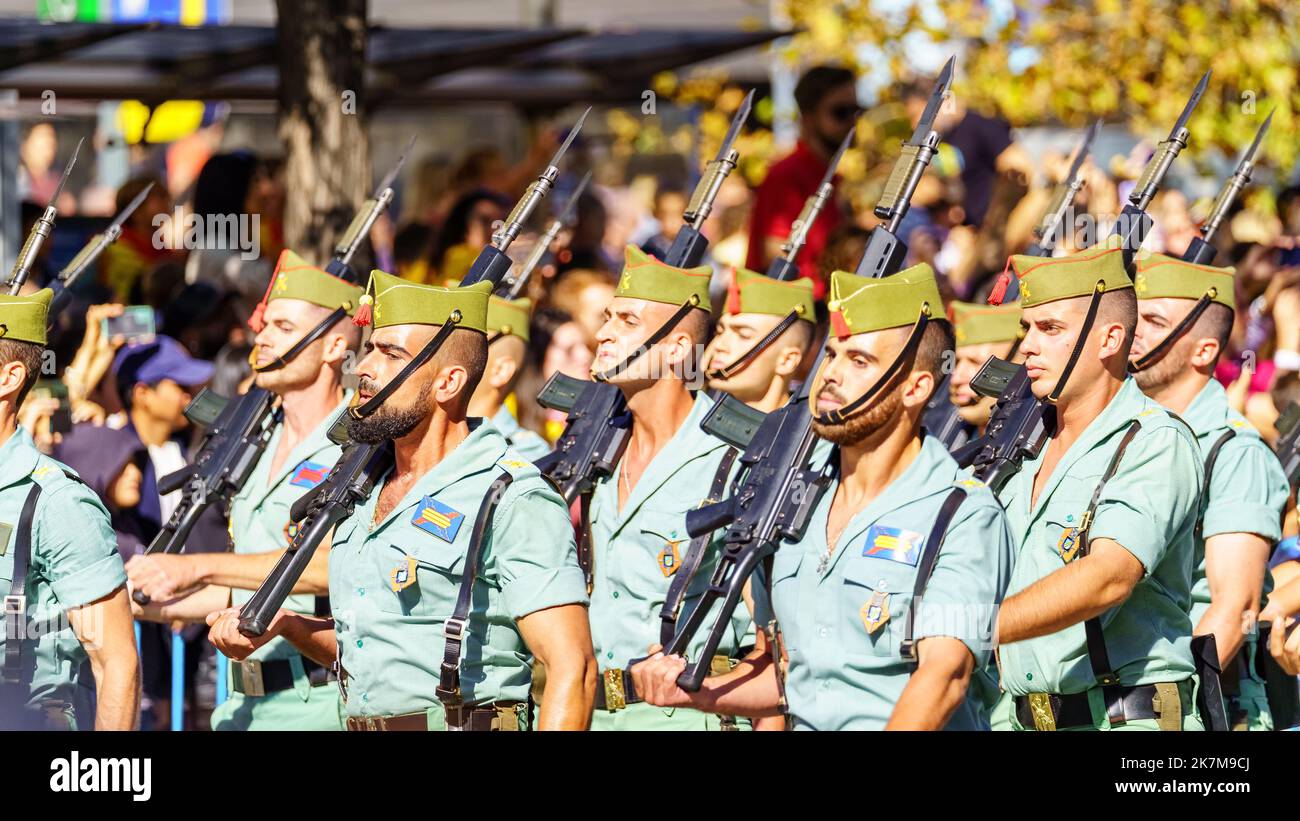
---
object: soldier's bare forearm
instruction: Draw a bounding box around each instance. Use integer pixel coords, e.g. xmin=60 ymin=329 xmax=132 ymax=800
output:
xmin=199 ymin=547 xmax=330 ymax=595
xmin=136 ymin=584 xmax=232 ymax=624
xmin=886 ymin=637 xmax=973 ymax=730
xmin=276 ymin=613 xmax=338 ymax=667
xmin=536 ymin=654 xmax=596 ymax=730
xmin=997 ymin=540 xmax=1143 ymax=644
xmin=691 ymin=649 xmax=784 ymax=718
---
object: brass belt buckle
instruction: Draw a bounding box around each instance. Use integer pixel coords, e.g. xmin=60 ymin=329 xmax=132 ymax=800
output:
xmin=1027 ymin=693 xmax=1057 ymax=731
xmin=603 ymin=668 xmax=627 ymax=711
xmin=1152 ymin=682 xmax=1182 ymax=731
xmin=237 ymin=659 xmax=265 ymax=697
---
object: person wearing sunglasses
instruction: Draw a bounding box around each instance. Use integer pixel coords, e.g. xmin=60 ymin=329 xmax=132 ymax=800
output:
xmin=746 ymin=65 xmax=858 ymax=302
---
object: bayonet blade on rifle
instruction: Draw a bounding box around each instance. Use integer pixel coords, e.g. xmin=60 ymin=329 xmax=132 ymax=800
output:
xmin=1169 ymin=70 xmax=1211 ymax=139
xmin=1065 ymin=120 xmax=1101 ymax=185
xmin=1238 ymin=109 xmax=1273 ymax=169
xmin=108 ymin=182 xmax=153 ymax=235
xmin=374 ymin=135 xmax=416 ymax=197
xmin=558 ymin=170 xmax=592 ymax=225
xmin=49 ymin=137 xmax=83 ymax=208
xmin=547 ymin=106 xmax=591 ymax=172
xmin=715 ymin=89 xmax=755 ymax=164
xmin=909 ymin=56 xmax=954 ymax=146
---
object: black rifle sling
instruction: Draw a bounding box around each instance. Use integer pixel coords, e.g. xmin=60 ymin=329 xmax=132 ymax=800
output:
xmin=593 ymin=297 xmax=699 ymax=382
xmin=2 ymin=484 xmax=41 ymax=686
xmin=814 ymin=308 xmax=930 ymax=426
xmin=1048 ymin=283 xmax=1105 ymax=403
xmin=1195 ymin=430 xmax=1236 ymax=542
xmin=658 ymin=447 xmax=740 ymax=645
xmin=759 ymin=552 xmax=790 ymax=721
xmin=1077 ymin=419 xmax=1143 ymax=686
xmin=254 ymin=306 xmax=349 ymax=373
xmin=707 ymin=310 xmax=804 ymax=381
xmin=4 ymin=469 xmax=85 ymax=687
xmin=1129 ymin=293 xmax=1214 ymax=374
xmin=436 ymin=471 xmax=514 ymax=707
xmin=576 ymin=491 xmax=594 ymax=593
xmin=900 ymin=486 xmax=969 ymax=665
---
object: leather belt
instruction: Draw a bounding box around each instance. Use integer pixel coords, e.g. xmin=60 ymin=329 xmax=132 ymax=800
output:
xmin=230 ymin=656 xmax=334 ymax=697
xmin=1014 ymin=681 xmax=1190 ymax=731
xmin=595 ymin=655 xmax=735 ymax=711
xmin=345 ymin=702 xmax=523 ymax=732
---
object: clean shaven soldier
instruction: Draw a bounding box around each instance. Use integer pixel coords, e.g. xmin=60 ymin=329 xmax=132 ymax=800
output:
xmin=632 ymin=264 xmax=1014 ymax=729
xmin=948 ymin=301 xmax=1023 ymax=436
xmin=989 ymin=242 xmax=1205 ymax=731
xmin=587 ymin=245 xmax=749 ymax=730
xmin=703 ymin=267 xmax=815 ymax=413
xmin=467 ymin=295 xmax=551 ymax=461
xmin=0 ymin=288 xmax=139 ymax=730
xmin=209 ymin=270 xmax=595 ymax=730
xmin=129 ymin=249 xmax=362 ymax=730
xmin=1129 ymin=252 xmax=1289 ymax=730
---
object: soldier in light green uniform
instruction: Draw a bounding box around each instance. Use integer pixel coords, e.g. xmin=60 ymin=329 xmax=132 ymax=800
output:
xmin=989 ymin=242 xmax=1206 ymax=731
xmin=129 ymin=249 xmax=362 ymax=730
xmin=948 ymin=301 xmax=1023 ymax=436
xmin=704 ymin=267 xmax=816 ymax=413
xmin=467 ymin=295 xmax=551 ymax=461
xmin=209 ymin=270 xmax=595 ymax=730
xmin=0 ymin=289 xmax=140 ymax=730
xmin=585 ymin=245 xmax=749 ymax=730
xmin=1129 ymin=252 xmax=1289 ymax=730
xmin=633 ymin=264 xmax=1015 ymax=729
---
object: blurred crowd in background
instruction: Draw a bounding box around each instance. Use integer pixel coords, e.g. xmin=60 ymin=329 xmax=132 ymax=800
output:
xmin=10 ymin=64 xmax=1300 ymax=728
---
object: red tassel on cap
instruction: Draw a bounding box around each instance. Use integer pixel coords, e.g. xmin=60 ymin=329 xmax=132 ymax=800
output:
xmin=725 ymin=268 xmax=742 ymax=315
xmin=247 ymin=302 xmax=267 ymax=333
xmin=830 ymin=310 xmax=852 ymax=340
xmin=988 ymin=260 xmax=1014 ymax=306
xmin=353 ymin=294 xmax=373 ymax=327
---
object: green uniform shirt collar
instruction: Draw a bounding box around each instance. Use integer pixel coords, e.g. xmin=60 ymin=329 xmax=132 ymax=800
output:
xmin=366 ymin=418 xmax=509 ymax=530
xmin=491 ymin=405 xmax=524 ymax=441
xmin=1009 ymin=376 xmax=1148 ymax=530
xmin=817 ymin=434 xmax=957 ymax=578
xmin=258 ymin=391 xmax=353 ymax=496
xmin=1178 ymin=378 xmax=1230 ymax=439
xmin=600 ymin=392 xmax=727 ymax=533
xmin=0 ymin=427 xmax=42 ymax=491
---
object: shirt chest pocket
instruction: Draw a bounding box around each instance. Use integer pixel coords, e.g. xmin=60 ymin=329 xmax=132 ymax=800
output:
xmin=840 ymin=555 xmax=917 ymax=659
xmin=632 ymin=506 xmax=695 ymax=592
xmin=1038 ymin=473 xmax=1102 ymax=566
xmin=766 ymin=548 xmax=803 ymax=629
xmin=370 ymin=536 xmax=466 ymax=617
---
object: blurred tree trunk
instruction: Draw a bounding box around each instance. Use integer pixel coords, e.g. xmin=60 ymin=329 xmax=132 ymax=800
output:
xmin=275 ymin=0 xmax=370 ymax=267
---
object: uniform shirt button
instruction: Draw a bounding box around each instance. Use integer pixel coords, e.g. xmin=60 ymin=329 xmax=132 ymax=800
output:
xmin=606 ymin=652 xmax=614 ymax=660
xmin=361 ymin=693 xmax=368 ymax=702
xmin=612 ymin=591 xmax=619 ymax=599
xmin=356 ymin=639 xmax=363 ymax=648
xmin=357 ymin=587 xmax=365 ymax=596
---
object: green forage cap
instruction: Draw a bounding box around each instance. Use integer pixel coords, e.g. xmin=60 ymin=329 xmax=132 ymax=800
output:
xmin=0 ymin=288 xmax=52 ymax=346
xmin=616 ymin=244 xmax=712 ymax=312
xmin=356 ymin=268 xmax=492 ymax=334
xmin=826 ymin=263 xmax=941 ymax=339
xmin=487 ymin=296 xmax=532 ymax=342
xmin=950 ymin=301 xmax=1023 ymax=347
xmin=724 ymin=267 xmax=815 ymax=321
xmin=248 ymin=249 xmax=365 ymax=332
xmin=1133 ymin=252 xmax=1235 ymax=310
xmin=1001 ymin=237 xmax=1132 ymax=308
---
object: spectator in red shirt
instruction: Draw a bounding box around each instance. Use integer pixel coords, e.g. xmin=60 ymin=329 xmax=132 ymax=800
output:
xmin=746 ymin=66 xmax=858 ymax=301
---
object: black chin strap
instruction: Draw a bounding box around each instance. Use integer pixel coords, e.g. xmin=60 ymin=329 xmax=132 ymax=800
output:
xmin=592 ymin=297 xmax=699 ymax=382
xmin=812 ymin=304 xmax=931 ymax=426
xmin=348 ymin=311 xmax=463 ymax=419
xmin=1046 ymin=282 xmax=1105 ymax=404
xmin=1127 ymin=291 xmax=1215 ymax=374
xmin=253 ymin=306 xmax=350 ymax=373
xmin=706 ymin=309 xmax=805 ymax=381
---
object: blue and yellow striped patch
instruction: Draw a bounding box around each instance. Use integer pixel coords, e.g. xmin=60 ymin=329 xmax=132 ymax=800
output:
xmin=862 ymin=524 xmax=924 ymax=566
xmin=410 ymin=495 xmax=465 ymax=543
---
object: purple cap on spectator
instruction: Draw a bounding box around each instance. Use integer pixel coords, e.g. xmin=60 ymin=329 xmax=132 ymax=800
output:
xmin=112 ymin=335 xmax=215 ymax=390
